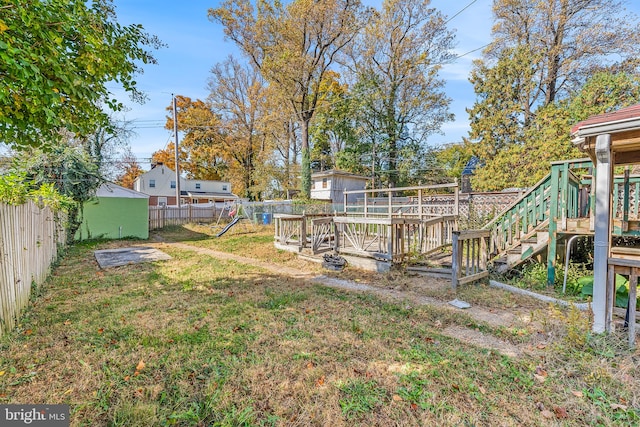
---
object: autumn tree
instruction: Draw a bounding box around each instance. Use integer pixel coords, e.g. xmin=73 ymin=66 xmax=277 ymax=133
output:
xmin=346 ymin=0 xmax=455 ymax=187
xmin=468 ymin=0 xmax=640 ymax=189
xmin=208 ymin=57 xmax=270 ymax=201
xmin=261 ymin=87 xmax=302 ymax=196
xmin=0 ymin=0 xmax=162 ymax=149
xmin=115 ymin=148 xmax=144 ymax=189
xmin=209 ymin=0 xmax=364 ymax=198
xmin=163 ymin=96 xmax=225 ymax=180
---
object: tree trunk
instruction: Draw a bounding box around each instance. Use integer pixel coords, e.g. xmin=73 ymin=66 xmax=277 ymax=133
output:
xmin=300 ymin=118 xmax=311 ymax=198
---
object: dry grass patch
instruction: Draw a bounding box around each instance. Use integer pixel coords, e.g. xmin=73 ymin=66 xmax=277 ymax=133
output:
xmin=0 ymin=229 xmax=638 ymax=426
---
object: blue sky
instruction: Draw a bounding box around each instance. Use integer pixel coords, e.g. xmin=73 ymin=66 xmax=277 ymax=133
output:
xmin=110 ymin=0 xmax=639 ymax=163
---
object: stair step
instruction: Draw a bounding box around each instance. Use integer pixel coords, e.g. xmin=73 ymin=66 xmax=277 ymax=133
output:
xmin=521 ymin=238 xmax=538 ymax=244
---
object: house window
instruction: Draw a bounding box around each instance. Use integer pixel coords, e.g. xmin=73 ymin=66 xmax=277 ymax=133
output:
xmin=322 ymin=178 xmax=328 ymax=189
xmin=158 ymin=197 xmax=167 ymax=207
xmin=192 ymin=199 xmax=198 ymax=204
xmin=149 ymin=179 xmax=156 ymax=188
xmin=170 ymin=180 xmax=176 ymax=189
xmin=222 ymin=185 xmax=228 ymax=191
xmin=195 ymin=183 xmax=201 ymax=189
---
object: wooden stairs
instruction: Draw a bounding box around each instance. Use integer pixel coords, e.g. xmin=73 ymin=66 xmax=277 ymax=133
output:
xmin=492 ymin=220 xmax=550 ymax=272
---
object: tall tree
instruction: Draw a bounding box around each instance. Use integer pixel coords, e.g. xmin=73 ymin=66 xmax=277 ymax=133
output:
xmin=0 ymin=0 xmax=162 ymax=148
xmin=468 ymin=0 xmax=640 ymax=183
xmin=349 ymin=0 xmax=455 ymax=187
xmin=208 ymin=57 xmax=270 ymax=201
xmin=209 ymin=0 xmax=364 ymax=198
xmin=309 ymin=71 xmax=357 ymax=171
xmin=164 ymin=96 xmax=225 ymax=180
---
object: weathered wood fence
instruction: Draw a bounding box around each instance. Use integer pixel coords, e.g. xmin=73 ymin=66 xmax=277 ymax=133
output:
xmin=451 ymin=230 xmax=490 ymax=289
xmin=149 ymin=205 xmax=221 ymax=230
xmin=0 ymin=202 xmax=66 ymax=337
xmin=274 ymin=213 xmax=457 ymax=263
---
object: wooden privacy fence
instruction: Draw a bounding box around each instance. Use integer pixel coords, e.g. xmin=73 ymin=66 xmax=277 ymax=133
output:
xmin=0 ymin=201 xmax=66 ymax=337
xmin=451 ymin=230 xmax=490 ymax=289
xmin=149 ymin=205 xmax=221 ymax=229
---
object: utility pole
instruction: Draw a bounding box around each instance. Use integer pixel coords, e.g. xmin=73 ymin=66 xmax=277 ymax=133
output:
xmin=173 ymin=94 xmax=181 ymax=209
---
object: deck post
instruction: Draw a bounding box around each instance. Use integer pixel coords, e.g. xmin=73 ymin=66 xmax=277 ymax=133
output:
xmin=454 ymin=183 xmax=459 ymax=216
xmin=593 ymin=134 xmax=612 ymax=333
xmin=560 ymin=161 xmax=570 ymax=231
xmin=623 ymin=168 xmax=630 ymax=231
xmin=388 ymin=186 xmax=392 ymax=219
xmin=343 ymin=192 xmax=347 ymax=214
xmin=301 ymin=211 xmax=307 ymax=250
xmin=364 ymin=192 xmax=368 ymax=218
xmin=451 ymin=231 xmax=460 ymax=290
xmin=547 ymin=164 xmax=561 ymax=286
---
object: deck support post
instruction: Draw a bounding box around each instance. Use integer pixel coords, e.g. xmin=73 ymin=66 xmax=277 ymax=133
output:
xmin=593 ymin=134 xmax=612 ymax=334
xmin=547 ymin=164 xmax=561 ymax=286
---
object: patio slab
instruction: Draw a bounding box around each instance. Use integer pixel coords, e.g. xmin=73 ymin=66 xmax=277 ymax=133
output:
xmin=94 ymin=247 xmax=172 ymax=268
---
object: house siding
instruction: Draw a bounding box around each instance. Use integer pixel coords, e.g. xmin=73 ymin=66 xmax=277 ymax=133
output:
xmin=133 ymin=164 xmax=234 ymax=205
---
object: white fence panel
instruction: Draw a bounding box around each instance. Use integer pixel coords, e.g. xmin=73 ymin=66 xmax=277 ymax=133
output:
xmin=0 ymin=201 xmax=66 ymax=337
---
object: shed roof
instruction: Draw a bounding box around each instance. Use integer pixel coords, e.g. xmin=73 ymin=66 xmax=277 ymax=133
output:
xmin=571 ymin=104 xmax=640 ymax=135
xmin=96 ymin=183 xmax=149 ymax=199
xmin=311 ymin=169 xmax=370 ymax=180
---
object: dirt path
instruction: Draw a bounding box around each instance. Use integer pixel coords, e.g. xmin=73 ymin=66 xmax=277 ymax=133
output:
xmin=153 ymin=241 xmax=528 ymax=358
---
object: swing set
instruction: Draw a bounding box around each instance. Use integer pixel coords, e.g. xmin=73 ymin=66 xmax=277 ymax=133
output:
xmin=214 ymin=200 xmax=256 ymax=237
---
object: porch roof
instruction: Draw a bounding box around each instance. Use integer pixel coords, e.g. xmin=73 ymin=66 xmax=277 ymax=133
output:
xmin=572 ymin=104 xmax=640 ymax=165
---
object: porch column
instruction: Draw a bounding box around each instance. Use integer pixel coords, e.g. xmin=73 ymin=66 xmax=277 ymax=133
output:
xmin=593 ymin=134 xmax=612 ymax=333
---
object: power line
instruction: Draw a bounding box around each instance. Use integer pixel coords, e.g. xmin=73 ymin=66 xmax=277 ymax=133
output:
xmin=444 ymin=0 xmax=480 ymax=26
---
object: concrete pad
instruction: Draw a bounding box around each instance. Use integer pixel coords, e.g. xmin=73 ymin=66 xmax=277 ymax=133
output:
xmin=94 ymin=247 xmax=172 ymax=269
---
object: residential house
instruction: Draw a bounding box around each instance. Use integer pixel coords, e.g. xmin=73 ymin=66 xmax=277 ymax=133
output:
xmin=133 ymin=163 xmax=236 ymax=206
xmin=310 ymin=169 xmax=370 ymax=204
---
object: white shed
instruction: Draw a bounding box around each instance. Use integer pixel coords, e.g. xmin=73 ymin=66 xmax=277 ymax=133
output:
xmin=310 ymin=170 xmax=370 ymax=204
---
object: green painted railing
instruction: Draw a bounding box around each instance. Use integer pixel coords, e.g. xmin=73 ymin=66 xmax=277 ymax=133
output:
xmin=483 ymin=159 xmax=590 ymax=259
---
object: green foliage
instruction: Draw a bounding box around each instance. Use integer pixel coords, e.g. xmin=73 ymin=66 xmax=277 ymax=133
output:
xmin=0 ymin=0 xmax=162 ymax=148
xmin=578 ymin=275 xmax=639 ymax=310
xmin=0 ymin=172 xmax=72 ymax=210
xmin=472 ymin=72 xmax=640 ymax=191
xmin=468 ymin=0 xmax=640 ymax=191
xmin=0 ymin=172 xmax=29 ymax=205
xmin=433 ymin=142 xmax=474 ymax=181
xmin=8 ymin=145 xmax=104 ymax=241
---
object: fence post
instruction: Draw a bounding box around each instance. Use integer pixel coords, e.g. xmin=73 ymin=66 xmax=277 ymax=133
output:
xmin=300 ymin=210 xmax=306 ymax=250
xmin=451 ymin=231 xmax=460 ymax=290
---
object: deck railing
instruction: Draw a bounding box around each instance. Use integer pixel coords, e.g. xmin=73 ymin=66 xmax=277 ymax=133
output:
xmin=274 ymin=212 xmax=457 ymax=262
xmin=451 ymin=230 xmax=490 ymax=289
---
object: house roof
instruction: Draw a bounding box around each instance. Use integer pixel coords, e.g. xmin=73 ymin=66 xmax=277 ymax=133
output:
xmin=182 ymin=191 xmax=238 ymax=199
xmin=571 ymin=104 xmax=640 ymax=135
xmin=571 ymin=104 xmax=640 ymax=165
xmin=311 ymin=169 xmax=370 ymax=180
xmin=462 ymin=156 xmax=482 ymax=175
xmin=96 ymin=183 xmax=149 ymax=199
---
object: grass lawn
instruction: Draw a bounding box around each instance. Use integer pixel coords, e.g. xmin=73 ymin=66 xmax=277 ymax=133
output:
xmin=0 ymin=225 xmax=639 ymax=426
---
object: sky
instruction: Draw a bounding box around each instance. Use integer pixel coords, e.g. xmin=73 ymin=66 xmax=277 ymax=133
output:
xmin=109 ymin=0 xmax=640 ymax=164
